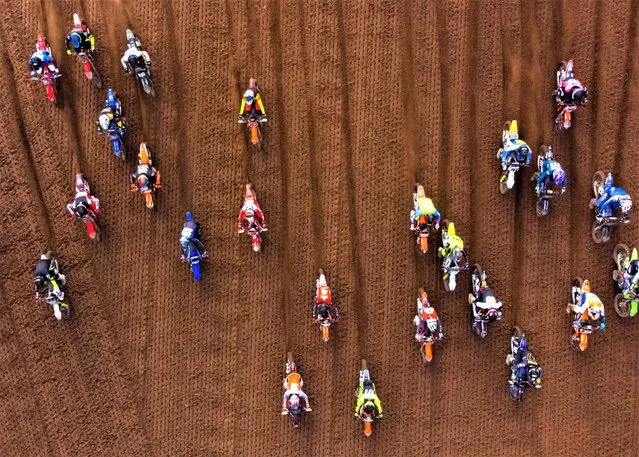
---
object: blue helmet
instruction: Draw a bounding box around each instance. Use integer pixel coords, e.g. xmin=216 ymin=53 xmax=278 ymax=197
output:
xmin=185 ymin=211 xmax=193 ymax=221
xmin=553 ymin=168 xmax=566 ymax=186
xmin=70 ymin=32 xmax=81 ymax=49
xmin=30 ymin=55 xmax=40 ymax=65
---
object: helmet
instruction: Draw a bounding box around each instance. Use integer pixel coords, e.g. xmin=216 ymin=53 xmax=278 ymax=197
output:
xmin=553 ymin=168 xmax=566 ymax=186
xmin=185 ymin=211 xmax=193 ymax=221
xmin=137 ymin=175 xmax=149 ymax=188
xmin=98 ymin=113 xmax=111 ymax=131
xmin=244 ymin=89 xmax=255 ymax=104
xmin=70 ymin=32 xmax=81 ymax=49
xmin=362 ymin=402 xmax=375 ymax=416
xmin=572 ymin=88 xmax=586 ymax=105
xmin=30 ymin=56 xmax=40 ymax=65
xmin=581 ymin=279 xmax=591 ymax=293
xmin=485 ymin=295 xmax=496 ymax=305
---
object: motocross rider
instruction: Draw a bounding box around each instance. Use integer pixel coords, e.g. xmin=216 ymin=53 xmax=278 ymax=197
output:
xmin=410 ymin=193 xmax=440 ymax=232
xmin=438 ymin=222 xmax=466 ymax=268
xmin=354 ymin=376 xmax=383 ymax=420
xmin=33 ymin=252 xmax=66 ymax=300
xmin=567 ymin=279 xmax=605 ymax=332
xmin=590 ymin=173 xmax=632 ymax=222
xmin=507 ymin=334 xmax=542 ymax=388
xmin=65 ymin=14 xmax=95 ymax=57
xmin=535 ymin=146 xmax=567 ymax=195
xmin=130 ymin=154 xmax=160 ymax=193
xmin=237 ymin=192 xmax=267 ymax=233
xmin=413 ymin=291 xmax=443 ymax=342
xmin=238 ymin=78 xmax=267 ymax=123
xmin=29 ymin=34 xmax=59 ymax=80
xmin=499 ymin=128 xmax=531 ymax=169
xmin=623 ymin=248 xmax=639 ymax=292
xmin=281 ymin=372 xmax=312 ymax=414
xmin=555 ymin=69 xmax=588 ymax=109
xmin=179 ymin=212 xmax=207 ymax=260
xmin=469 ymin=275 xmax=503 ymax=321
xmin=312 ymin=277 xmax=339 ymax=322
xmin=121 ymin=29 xmax=152 ymax=74
xmin=66 ymin=174 xmax=100 ymax=220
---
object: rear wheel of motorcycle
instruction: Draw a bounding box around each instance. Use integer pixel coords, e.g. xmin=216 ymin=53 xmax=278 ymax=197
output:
xmin=614 ymin=293 xmax=630 ymax=318
xmin=443 ymin=274 xmax=450 ymax=292
xmin=191 ymin=261 xmax=201 ymax=282
xmin=536 ymin=198 xmax=550 ymax=217
xmin=591 ymin=220 xmax=605 ymax=244
xmin=60 ymin=302 xmax=72 ymax=319
xmin=90 ymin=62 xmax=102 ymax=89
xmin=499 ymin=179 xmax=509 ymax=195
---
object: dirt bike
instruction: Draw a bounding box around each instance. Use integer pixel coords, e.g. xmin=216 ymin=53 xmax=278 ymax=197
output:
xmin=612 ymin=244 xmax=639 ymax=318
xmin=357 ymin=359 xmax=379 ymax=437
xmin=414 ymin=288 xmax=440 ymax=363
xmin=554 ymin=60 xmax=586 ymax=131
xmin=412 ymin=184 xmax=437 ymax=254
xmin=133 ymin=143 xmax=159 ymax=209
xmin=590 ymin=171 xmax=632 ymax=243
xmin=239 ymin=184 xmax=267 ymax=252
xmin=439 ymin=220 xmax=468 ymax=291
xmin=70 ymin=174 xmax=99 ymax=240
xmin=469 ymin=264 xmax=503 ymax=338
xmin=125 ymin=30 xmax=155 ymax=96
xmin=568 ymin=277 xmax=596 ymax=352
xmin=506 ymin=326 xmax=542 ymax=401
xmin=314 ymin=269 xmax=336 ymax=342
xmin=283 ymin=352 xmax=309 ymax=428
xmin=531 ymin=146 xmax=563 ymax=216
xmin=497 ymin=120 xmax=530 ymax=194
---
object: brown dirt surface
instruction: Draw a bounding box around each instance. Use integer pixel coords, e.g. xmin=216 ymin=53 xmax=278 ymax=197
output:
xmin=1 ymin=0 xmax=639 ymax=456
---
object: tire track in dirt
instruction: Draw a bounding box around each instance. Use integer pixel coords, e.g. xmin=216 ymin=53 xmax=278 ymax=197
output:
xmin=158 ymin=0 xmax=191 ymax=209
xmin=336 ymin=0 xmax=367 ymax=360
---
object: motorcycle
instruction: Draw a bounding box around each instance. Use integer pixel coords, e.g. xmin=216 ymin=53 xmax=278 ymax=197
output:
xmin=506 ymin=326 xmax=542 ymax=401
xmin=283 ymin=352 xmax=308 ymax=428
xmin=412 ymin=183 xmax=436 ymax=254
xmin=183 ymin=241 xmax=206 ymax=282
xmin=239 ymin=184 xmax=267 ymax=252
xmin=497 ymin=120 xmax=530 ymax=194
xmin=70 ymin=14 xmax=101 ymax=88
xmin=612 ymin=244 xmax=639 ymax=318
xmin=531 ymin=146 xmax=563 ymax=216
xmin=71 ymin=174 xmax=99 ymax=240
xmin=469 ymin=264 xmax=503 ymax=338
xmin=568 ymin=277 xmax=594 ymax=352
xmin=590 ymin=171 xmax=632 ymax=243
xmin=125 ymin=29 xmax=155 ymax=96
xmin=439 ymin=220 xmax=468 ymax=291
xmin=554 ymin=60 xmax=586 ymax=131
xmin=133 ymin=143 xmax=159 ymax=209
xmin=314 ymin=269 xmax=335 ymax=342
xmin=415 ymin=288 xmax=440 ymax=363
xmin=32 ymin=34 xmax=60 ymax=104
xmin=357 ymin=359 xmax=377 ymax=437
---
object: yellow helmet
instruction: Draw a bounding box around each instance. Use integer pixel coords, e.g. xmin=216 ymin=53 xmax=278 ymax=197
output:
xmin=581 ymin=279 xmax=591 ymax=293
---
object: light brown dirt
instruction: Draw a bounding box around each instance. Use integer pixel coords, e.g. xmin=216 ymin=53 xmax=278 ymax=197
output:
xmin=1 ymin=0 xmax=639 ymax=456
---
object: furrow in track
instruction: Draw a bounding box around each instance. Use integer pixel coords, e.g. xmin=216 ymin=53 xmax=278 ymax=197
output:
xmin=336 ymin=0 xmax=367 ymax=359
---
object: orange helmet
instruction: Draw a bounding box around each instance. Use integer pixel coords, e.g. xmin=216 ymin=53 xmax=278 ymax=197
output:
xmin=318 ymin=285 xmax=332 ymax=303
xmin=420 ymin=305 xmax=437 ymax=321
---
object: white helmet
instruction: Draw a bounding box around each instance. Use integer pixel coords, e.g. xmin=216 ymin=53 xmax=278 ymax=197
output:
xmin=99 ymin=113 xmax=111 ymax=131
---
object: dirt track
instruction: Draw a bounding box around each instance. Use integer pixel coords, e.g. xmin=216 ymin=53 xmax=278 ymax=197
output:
xmin=1 ymin=1 xmax=639 ymax=456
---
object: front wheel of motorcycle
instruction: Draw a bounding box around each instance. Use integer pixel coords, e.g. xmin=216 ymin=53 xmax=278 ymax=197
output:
xmin=612 ymin=243 xmax=630 ymax=270
xmin=614 ymin=293 xmax=630 ymax=318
